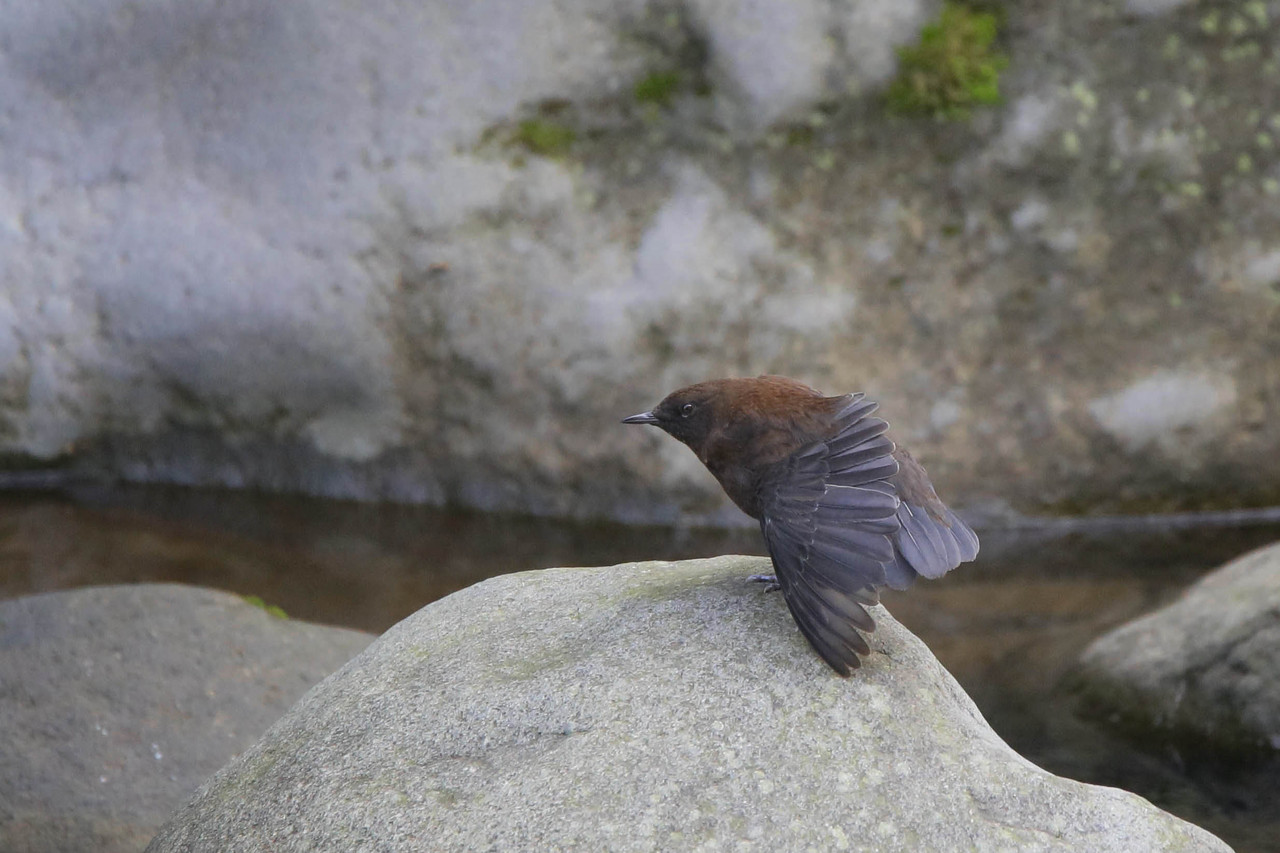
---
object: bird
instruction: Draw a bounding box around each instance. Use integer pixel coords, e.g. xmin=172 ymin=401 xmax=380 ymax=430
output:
xmin=622 ymin=375 xmax=978 ymax=675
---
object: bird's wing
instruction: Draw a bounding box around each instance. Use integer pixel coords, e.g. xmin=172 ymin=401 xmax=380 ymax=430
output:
xmin=758 ymin=394 xmax=901 ymax=675
xmin=881 ymin=449 xmax=980 ymax=590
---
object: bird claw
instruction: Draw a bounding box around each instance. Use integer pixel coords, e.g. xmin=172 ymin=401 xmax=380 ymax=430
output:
xmin=747 ymin=573 xmax=782 ymax=592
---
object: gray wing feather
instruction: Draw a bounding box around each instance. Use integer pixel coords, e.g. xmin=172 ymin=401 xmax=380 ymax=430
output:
xmin=883 ymin=500 xmax=980 ymax=590
xmin=758 ymin=395 xmax=901 ymax=674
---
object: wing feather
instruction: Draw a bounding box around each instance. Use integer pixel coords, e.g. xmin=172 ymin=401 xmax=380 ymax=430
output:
xmin=757 ymin=396 xmax=981 ymax=668
xmin=758 ymin=395 xmax=900 ymax=674
xmin=879 ymin=450 xmax=981 ymax=590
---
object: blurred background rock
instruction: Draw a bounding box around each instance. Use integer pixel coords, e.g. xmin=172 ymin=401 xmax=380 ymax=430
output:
xmin=3 ymin=0 xmax=1277 ymax=524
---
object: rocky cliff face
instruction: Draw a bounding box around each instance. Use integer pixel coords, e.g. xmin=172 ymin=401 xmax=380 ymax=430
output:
xmin=1 ymin=0 xmax=1277 ymax=522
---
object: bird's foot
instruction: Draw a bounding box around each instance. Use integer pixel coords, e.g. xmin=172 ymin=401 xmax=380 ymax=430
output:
xmin=747 ymin=573 xmax=781 ymax=592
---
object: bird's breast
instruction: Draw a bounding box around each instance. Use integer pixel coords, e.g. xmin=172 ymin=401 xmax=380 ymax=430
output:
xmin=703 ymin=429 xmax=800 ymax=519
xmin=707 ymin=461 xmax=762 ymax=518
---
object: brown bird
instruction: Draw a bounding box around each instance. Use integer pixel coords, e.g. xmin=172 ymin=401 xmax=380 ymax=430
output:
xmin=622 ymin=375 xmax=978 ymax=675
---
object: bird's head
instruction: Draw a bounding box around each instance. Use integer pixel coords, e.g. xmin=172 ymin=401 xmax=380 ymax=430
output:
xmin=621 ymin=381 xmax=724 ymax=455
xmin=624 ymin=375 xmax=831 ymax=464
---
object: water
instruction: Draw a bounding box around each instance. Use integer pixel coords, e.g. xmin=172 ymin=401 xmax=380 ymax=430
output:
xmin=2 ymin=484 xmax=1277 ymax=851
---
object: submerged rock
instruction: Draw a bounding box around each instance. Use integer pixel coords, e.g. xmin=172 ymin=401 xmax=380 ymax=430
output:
xmin=1072 ymin=540 xmax=1280 ymax=755
xmin=148 ymin=556 xmax=1228 ymax=852
xmin=0 ymin=585 xmax=373 ymax=853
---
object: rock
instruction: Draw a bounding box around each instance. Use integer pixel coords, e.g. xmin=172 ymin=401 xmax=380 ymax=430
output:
xmin=0 ymin=584 xmax=374 ymax=853
xmin=2 ymin=1 xmax=1280 ymax=522
xmin=1071 ymin=540 xmax=1280 ymax=754
xmin=1086 ymin=370 xmax=1239 ymax=454
xmin=148 ymin=556 xmax=1228 ymax=852
xmin=687 ymin=0 xmax=934 ymax=129
xmin=1124 ymin=0 xmax=1196 ymax=17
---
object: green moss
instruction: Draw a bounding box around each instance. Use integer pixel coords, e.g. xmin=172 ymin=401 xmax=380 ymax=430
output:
xmin=512 ymin=119 xmax=576 ymax=158
xmin=885 ymin=3 xmax=1008 ymax=120
xmin=785 ymin=124 xmax=816 ymax=146
xmin=1061 ymin=130 xmax=1080 ymax=156
xmin=634 ymin=70 xmax=681 ymax=106
xmin=242 ymin=594 xmax=288 ymax=620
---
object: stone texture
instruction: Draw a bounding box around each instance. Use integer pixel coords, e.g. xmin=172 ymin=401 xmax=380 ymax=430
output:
xmin=687 ymin=0 xmax=934 ymax=129
xmin=0 ymin=584 xmax=373 ymax=853
xmin=2 ymin=1 xmax=1280 ymax=522
xmin=148 ymin=556 xmax=1228 ymax=853
xmin=1087 ymin=370 xmax=1238 ymax=453
xmin=1071 ymin=540 xmax=1280 ymax=753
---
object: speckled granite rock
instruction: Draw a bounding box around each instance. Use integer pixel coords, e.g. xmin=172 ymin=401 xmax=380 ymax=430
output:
xmin=1072 ymin=540 xmax=1280 ymax=754
xmin=148 ymin=557 xmax=1229 ymax=853
xmin=0 ymin=585 xmax=373 ymax=853
xmin=2 ymin=1 xmax=1279 ymax=522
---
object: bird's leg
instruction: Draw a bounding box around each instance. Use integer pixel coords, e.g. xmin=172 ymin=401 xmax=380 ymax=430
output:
xmin=747 ymin=573 xmax=782 ymax=592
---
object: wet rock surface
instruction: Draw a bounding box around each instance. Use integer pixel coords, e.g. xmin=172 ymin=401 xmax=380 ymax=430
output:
xmin=1072 ymin=540 xmax=1280 ymax=754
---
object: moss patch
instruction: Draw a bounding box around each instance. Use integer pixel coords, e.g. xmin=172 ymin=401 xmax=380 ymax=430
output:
xmin=243 ymin=594 xmax=289 ymax=620
xmin=885 ymin=2 xmax=1008 ymax=119
xmin=512 ymin=118 xmax=576 ymax=158
xmin=634 ymin=70 xmax=681 ymax=106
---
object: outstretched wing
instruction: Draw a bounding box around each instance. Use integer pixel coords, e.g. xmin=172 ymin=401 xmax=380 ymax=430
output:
xmin=758 ymin=394 xmax=901 ymax=675
xmin=881 ymin=449 xmax=980 ymax=591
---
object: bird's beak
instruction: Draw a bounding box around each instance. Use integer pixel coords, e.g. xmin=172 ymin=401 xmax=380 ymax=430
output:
xmin=621 ymin=410 xmax=659 ymax=425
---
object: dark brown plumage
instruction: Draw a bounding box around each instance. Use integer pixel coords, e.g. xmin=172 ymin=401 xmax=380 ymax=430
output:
xmin=622 ymin=375 xmax=978 ymax=675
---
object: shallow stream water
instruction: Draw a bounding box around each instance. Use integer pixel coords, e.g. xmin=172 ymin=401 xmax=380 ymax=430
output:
xmin=2 ymin=484 xmax=1277 ymax=852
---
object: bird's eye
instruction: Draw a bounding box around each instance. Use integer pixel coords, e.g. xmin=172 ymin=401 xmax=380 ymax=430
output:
xmin=680 ymin=403 xmax=695 ymax=418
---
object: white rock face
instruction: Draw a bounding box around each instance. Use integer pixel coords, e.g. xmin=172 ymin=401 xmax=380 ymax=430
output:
xmin=0 ymin=0 xmax=922 ymax=519
xmin=1 ymin=0 xmax=1279 ymax=520
xmin=1088 ymin=369 xmax=1238 ymax=452
xmin=690 ymin=0 xmax=933 ymax=128
xmin=0 ymin=0 xmax=624 ymax=464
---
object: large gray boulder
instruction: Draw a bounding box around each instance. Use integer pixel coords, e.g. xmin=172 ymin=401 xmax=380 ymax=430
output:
xmin=0 ymin=585 xmax=373 ymax=853
xmin=1072 ymin=540 xmax=1280 ymax=754
xmin=148 ymin=556 xmax=1229 ymax=852
xmin=1 ymin=1 xmax=1279 ymax=522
